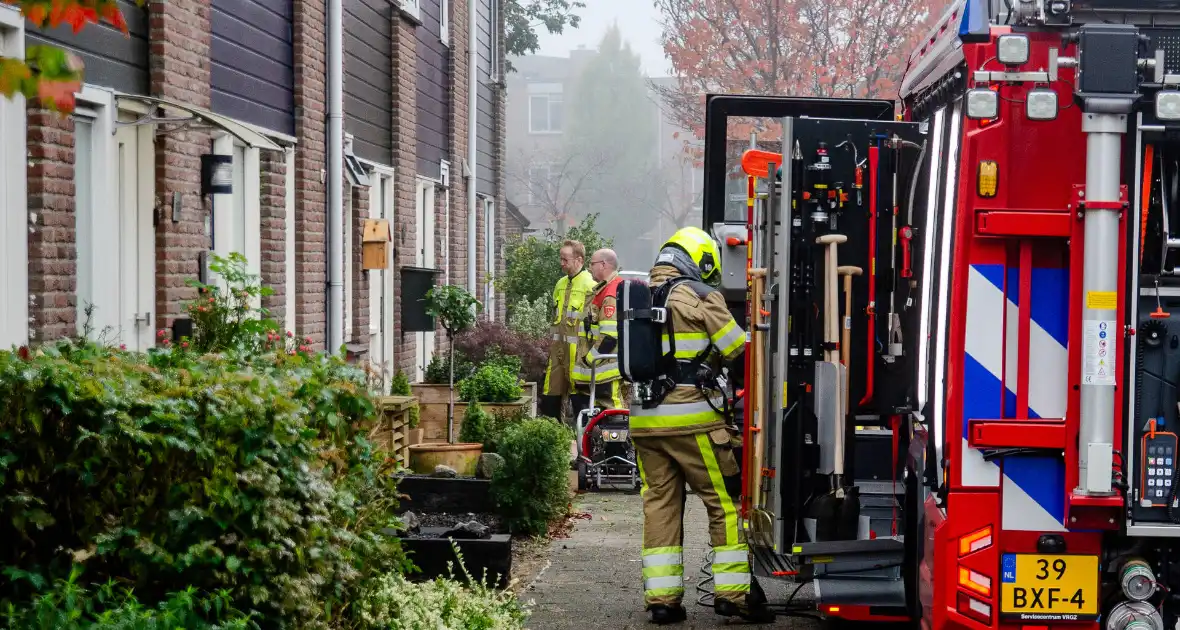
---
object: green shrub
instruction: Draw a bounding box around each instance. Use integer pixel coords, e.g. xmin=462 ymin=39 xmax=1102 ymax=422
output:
xmin=0 ymin=567 xmax=255 ymax=629
xmin=390 ymin=370 xmax=412 ymax=395
xmin=483 ymin=408 xmax=531 ymax=455
xmin=0 ymin=340 xmax=411 ymax=626
xmin=424 ymin=354 xmax=475 ymax=385
xmin=482 ymin=349 xmax=523 ymax=380
xmin=491 ymin=417 xmax=573 ymax=536
xmin=389 ymin=370 xmax=420 ymax=428
xmin=507 ymin=296 xmax=549 ymax=339
xmin=458 ymin=402 xmax=493 ymax=446
xmin=458 ymin=365 xmax=523 ymax=404
xmin=351 ymin=543 xmax=528 ymax=629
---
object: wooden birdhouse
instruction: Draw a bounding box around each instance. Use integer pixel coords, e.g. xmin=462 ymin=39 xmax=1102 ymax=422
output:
xmin=362 ymin=218 xmax=392 ymax=270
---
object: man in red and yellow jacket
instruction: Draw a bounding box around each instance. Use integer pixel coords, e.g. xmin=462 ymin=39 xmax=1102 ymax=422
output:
xmin=572 ymin=248 xmax=624 ymax=409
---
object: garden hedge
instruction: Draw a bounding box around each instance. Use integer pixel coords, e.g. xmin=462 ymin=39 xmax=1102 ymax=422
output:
xmin=0 ymin=341 xmax=409 ymax=627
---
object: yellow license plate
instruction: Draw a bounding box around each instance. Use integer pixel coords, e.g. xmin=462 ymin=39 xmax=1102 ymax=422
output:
xmin=1000 ymin=554 xmax=1099 ymax=621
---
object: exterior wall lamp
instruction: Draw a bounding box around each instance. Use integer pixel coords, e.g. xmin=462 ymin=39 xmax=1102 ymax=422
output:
xmin=201 ymin=154 xmax=233 ymax=195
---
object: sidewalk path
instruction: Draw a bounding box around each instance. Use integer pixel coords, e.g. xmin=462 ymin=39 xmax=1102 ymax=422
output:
xmin=519 ymin=491 xmax=823 ymax=629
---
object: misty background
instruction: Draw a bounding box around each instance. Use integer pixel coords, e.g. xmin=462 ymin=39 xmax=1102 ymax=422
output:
xmin=505 ymin=2 xmax=700 ymax=271
xmin=503 ymin=0 xmax=947 ymax=273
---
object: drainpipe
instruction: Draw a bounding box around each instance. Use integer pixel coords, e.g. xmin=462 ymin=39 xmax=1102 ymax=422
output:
xmin=327 ymin=0 xmax=345 ymax=351
xmin=467 ymin=0 xmax=478 ymax=295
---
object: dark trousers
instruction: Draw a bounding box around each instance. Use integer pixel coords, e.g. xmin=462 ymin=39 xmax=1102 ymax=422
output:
xmin=540 ymin=395 xmax=563 ymax=421
xmin=539 ymin=393 xmax=591 ymax=427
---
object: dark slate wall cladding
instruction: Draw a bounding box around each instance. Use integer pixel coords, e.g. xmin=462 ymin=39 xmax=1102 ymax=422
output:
xmin=211 ymin=0 xmax=295 ymax=135
xmin=474 ymin=0 xmax=494 ymax=196
xmin=27 ymin=0 xmax=149 ymax=95
xmin=344 ymin=0 xmax=394 ymax=165
xmin=416 ymin=0 xmax=448 ymax=180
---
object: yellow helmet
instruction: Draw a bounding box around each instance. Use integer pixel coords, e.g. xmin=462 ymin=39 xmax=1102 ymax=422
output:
xmin=663 ymin=226 xmax=722 ymax=284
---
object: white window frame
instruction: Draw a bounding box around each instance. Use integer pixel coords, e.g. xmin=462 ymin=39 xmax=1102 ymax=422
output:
xmin=489 ymin=0 xmax=500 ymax=81
xmin=344 ymin=182 xmax=355 ymax=340
xmin=398 ymin=0 xmax=420 ymax=21
xmin=483 ymin=196 xmax=496 ymax=320
xmin=415 ymin=178 xmax=437 ymax=381
xmin=211 ymin=133 xmax=262 ymax=306
xmin=284 ymin=148 xmax=296 ymax=334
xmin=0 ymin=5 xmax=27 ymax=348
xmin=73 ymin=86 xmax=117 ymax=338
xmin=527 ymin=83 xmax=563 ymax=134
xmin=440 ymin=0 xmax=450 ymax=46
xmin=362 ymin=161 xmax=396 ymax=387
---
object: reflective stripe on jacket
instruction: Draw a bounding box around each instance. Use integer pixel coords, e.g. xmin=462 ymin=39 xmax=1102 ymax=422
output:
xmin=628 ymin=266 xmax=746 ymax=437
xmin=543 ymin=270 xmax=596 ymax=396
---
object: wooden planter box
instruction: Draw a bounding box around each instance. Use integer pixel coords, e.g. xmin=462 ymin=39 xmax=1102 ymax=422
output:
xmin=365 ymin=395 xmax=418 ymax=467
xmin=411 ymin=383 xmax=536 ymax=443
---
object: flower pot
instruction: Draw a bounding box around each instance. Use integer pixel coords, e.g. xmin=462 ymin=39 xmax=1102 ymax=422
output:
xmin=409 ymin=442 xmax=484 ymax=477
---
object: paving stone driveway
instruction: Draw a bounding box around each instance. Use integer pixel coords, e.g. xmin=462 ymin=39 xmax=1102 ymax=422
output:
xmin=519 ymin=491 xmax=824 ymax=629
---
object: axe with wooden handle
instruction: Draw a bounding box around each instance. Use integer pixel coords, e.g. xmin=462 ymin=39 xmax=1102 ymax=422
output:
xmin=816 ymin=234 xmax=849 ymax=488
xmin=837 ymin=266 xmax=862 ymax=412
xmin=816 ymin=234 xmax=847 ymax=364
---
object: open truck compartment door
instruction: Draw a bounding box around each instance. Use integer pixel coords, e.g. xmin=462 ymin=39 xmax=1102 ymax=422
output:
xmin=701 ymin=94 xmax=934 ymax=622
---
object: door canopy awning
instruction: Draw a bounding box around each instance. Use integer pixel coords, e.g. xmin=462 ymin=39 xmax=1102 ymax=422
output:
xmin=113 ymin=93 xmax=286 ymax=152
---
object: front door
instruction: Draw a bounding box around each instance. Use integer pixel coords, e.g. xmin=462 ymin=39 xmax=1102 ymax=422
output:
xmin=415 ymin=180 xmax=436 ymax=380
xmin=115 ymin=123 xmax=155 ymax=350
xmin=0 ymin=7 xmax=27 ymax=348
xmin=369 ymin=172 xmax=395 ymax=387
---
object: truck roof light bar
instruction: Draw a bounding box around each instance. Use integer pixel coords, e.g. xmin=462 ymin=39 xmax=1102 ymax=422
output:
xmin=973 ymin=48 xmax=1067 ymax=84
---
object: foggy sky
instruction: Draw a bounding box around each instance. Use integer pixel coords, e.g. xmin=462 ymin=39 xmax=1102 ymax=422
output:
xmin=534 ymin=0 xmax=672 ymax=77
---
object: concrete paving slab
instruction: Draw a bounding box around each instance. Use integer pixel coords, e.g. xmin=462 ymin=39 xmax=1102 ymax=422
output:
xmin=519 ymin=492 xmax=824 ymax=629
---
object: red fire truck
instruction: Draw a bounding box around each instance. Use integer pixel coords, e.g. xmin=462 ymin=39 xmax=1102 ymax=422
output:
xmin=699 ymin=0 xmax=1180 ymax=628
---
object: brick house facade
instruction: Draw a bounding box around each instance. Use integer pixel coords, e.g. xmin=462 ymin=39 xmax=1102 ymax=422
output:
xmin=0 ymin=0 xmax=508 ymax=386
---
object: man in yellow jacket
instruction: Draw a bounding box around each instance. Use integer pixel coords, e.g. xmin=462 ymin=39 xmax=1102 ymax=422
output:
xmin=541 ymin=239 xmax=597 ymax=422
xmin=631 ymin=227 xmax=771 ymax=625
xmin=572 ymin=248 xmax=624 ymax=409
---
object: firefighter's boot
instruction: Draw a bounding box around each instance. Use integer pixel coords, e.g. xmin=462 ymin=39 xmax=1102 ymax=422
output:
xmin=714 ymin=598 xmax=776 ymax=623
xmin=649 ymin=604 xmax=687 ymax=625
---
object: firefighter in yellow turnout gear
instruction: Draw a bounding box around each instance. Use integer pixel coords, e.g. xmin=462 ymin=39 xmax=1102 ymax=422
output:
xmin=541 ymin=240 xmax=597 ymax=421
xmin=572 ymin=248 xmax=624 ymax=408
xmin=632 ymin=227 xmax=772 ymax=625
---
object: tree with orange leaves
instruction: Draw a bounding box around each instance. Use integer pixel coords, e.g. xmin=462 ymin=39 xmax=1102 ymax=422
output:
xmin=0 ymin=0 xmax=136 ymax=113
xmin=654 ymin=0 xmax=951 ymax=138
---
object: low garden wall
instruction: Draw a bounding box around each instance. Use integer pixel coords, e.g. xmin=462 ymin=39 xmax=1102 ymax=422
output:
xmin=412 ymin=384 xmax=533 ymax=443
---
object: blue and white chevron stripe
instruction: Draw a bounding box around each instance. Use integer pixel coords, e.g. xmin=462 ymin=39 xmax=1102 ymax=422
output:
xmin=962 ymin=264 xmax=1069 ymax=532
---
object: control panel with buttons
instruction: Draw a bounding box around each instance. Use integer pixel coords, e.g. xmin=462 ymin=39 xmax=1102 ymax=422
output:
xmin=1141 ymin=432 xmax=1179 ymax=508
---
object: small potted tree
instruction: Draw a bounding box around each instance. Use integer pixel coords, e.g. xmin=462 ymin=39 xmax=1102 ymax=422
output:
xmin=408 ymin=284 xmax=484 ymax=476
